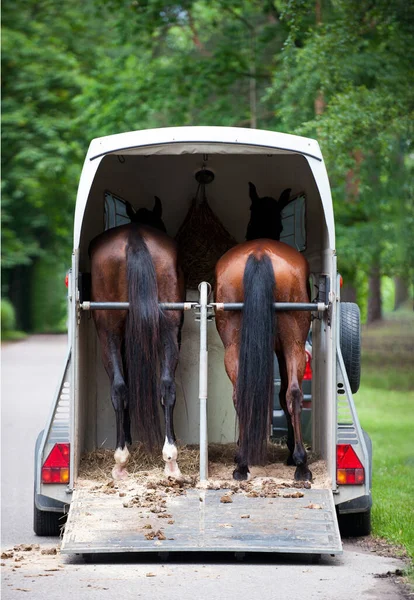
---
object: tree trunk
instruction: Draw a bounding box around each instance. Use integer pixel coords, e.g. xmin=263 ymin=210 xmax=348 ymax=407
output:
xmin=394 ymin=276 xmax=409 ymax=310
xmin=367 ymin=264 xmax=382 ymax=323
xmin=341 ymin=284 xmax=357 ymax=303
xmin=8 ymin=264 xmax=33 ymax=331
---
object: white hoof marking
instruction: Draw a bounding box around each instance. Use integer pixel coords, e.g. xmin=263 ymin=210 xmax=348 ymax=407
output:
xmin=162 ymin=438 xmax=178 ymax=462
xmin=114 ymin=446 xmax=130 ymax=467
xmin=162 ymin=437 xmax=181 ymax=479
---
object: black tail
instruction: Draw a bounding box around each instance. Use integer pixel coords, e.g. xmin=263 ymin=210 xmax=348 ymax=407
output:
xmin=125 ymin=227 xmax=162 ymax=450
xmin=236 ymin=254 xmax=276 ymax=465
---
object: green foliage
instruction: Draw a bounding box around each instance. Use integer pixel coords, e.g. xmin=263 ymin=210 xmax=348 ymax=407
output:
xmin=31 ymin=257 xmax=67 ymax=334
xmin=1 ymin=0 xmax=108 ymax=273
xmin=75 ymin=0 xmax=287 ymax=137
xmin=272 ymin=0 xmax=414 ymax=286
xmin=1 ymin=298 xmax=16 ymax=334
xmin=381 ymin=277 xmax=395 ymax=314
xmin=3 ymin=0 xmax=413 ymax=330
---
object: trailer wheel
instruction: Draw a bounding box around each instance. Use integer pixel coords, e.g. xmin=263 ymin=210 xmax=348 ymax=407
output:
xmin=338 ymin=509 xmax=371 ymax=537
xmin=340 ymin=302 xmax=361 ymax=394
xmin=33 ymin=504 xmax=64 ymax=537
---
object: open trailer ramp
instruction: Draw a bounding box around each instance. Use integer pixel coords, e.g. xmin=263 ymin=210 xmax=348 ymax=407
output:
xmin=61 ymin=487 xmax=342 ymax=555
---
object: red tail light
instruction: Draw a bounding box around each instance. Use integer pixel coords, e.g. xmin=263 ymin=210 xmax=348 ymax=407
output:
xmin=336 ymin=444 xmax=364 ymax=485
xmin=303 ymin=350 xmax=312 ymax=381
xmin=65 ymin=273 xmax=69 ymax=288
xmin=42 ymin=444 xmax=70 ymax=484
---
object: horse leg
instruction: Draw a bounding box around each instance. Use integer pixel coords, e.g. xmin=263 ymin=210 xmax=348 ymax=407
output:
xmin=123 ymin=404 xmax=132 ymax=446
xmin=100 ymin=331 xmax=130 ymax=480
xmin=160 ymin=315 xmax=182 ymax=479
xmin=216 ymin=311 xmax=249 ymax=481
xmin=223 ymin=342 xmax=251 ymax=481
xmin=284 ymin=345 xmax=312 ymax=481
xmin=276 ymin=351 xmax=295 ymax=466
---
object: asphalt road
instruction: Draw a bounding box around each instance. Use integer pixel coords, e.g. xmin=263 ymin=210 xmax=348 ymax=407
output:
xmin=1 ymin=335 xmax=409 ymax=599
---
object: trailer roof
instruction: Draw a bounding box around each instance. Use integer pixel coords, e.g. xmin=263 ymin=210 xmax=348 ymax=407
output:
xmin=74 ymin=126 xmax=334 ymax=251
xmin=86 ymin=126 xmax=324 ymax=162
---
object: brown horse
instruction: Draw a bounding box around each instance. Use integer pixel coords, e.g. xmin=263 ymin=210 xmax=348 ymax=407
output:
xmin=90 ymin=198 xmax=185 ymax=480
xmin=215 ymin=182 xmax=312 ymax=481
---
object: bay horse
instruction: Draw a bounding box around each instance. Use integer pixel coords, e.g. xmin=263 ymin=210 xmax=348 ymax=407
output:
xmin=90 ymin=197 xmax=185 ymax=480
xmin=215 ymin=182 xmax=312 ymax=481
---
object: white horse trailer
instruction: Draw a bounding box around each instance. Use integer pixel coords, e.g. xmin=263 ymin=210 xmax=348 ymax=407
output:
xmin=34 ymin=127 xmax=372 ymax=555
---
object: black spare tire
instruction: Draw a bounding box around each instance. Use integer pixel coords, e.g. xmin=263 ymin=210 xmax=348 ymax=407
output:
xmin=339 ymin=302 xmax=361 ymax=394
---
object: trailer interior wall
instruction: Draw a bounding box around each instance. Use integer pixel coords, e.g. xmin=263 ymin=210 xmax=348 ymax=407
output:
xmin=74 ymin=150 xmax=334 ymax=481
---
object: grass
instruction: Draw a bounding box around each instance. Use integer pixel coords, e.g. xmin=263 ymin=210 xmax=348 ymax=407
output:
xmin=1 ymin=330 xmax=28 ymax=342
xmin=354 ymin=310 xmax=414 ymax=568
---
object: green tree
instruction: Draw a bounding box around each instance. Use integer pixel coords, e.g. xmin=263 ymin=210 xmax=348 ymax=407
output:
xmin=1 ymin=0 xmax=107 ymax=328
xmin=270 ymin=0 xmax=414 ymax=320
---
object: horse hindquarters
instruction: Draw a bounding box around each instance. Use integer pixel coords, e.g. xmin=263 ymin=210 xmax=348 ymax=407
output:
xmin=234 ymin=254 xmax=276 ymax=479
xmin=126 ymin=229 xmax=184 ymax=479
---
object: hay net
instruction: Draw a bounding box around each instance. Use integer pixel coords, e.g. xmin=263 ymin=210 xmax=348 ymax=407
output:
xmin=175 ymin=180 xmax=237 ymax=289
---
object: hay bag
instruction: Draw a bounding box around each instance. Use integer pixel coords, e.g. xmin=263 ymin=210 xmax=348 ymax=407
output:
xmin=175 ymin=180 xmax=237 ymax=289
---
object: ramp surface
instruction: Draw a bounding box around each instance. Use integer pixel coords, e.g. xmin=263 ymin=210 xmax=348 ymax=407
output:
xmin=61 ymin=487 xmax=342 ymax=555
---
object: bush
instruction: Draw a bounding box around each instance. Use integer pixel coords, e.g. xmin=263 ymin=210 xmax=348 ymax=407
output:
xmin=31 ymin=256 xmax=67 ymax=333
xmin=1 ymin=298 xmax=16 ymax=334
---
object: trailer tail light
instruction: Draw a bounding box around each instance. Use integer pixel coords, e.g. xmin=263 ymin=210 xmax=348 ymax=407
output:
xmin=42 ymin=444 xmax=70 ymax=484
xmin=303 ymin=350 xmax=312 ymax=381
xmin=65 ymin=273 xmax=69 ymax=288
xmin=336 ymin=444 xmax=364 ymax=485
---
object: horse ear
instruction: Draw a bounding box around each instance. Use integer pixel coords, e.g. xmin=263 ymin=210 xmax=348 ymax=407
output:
xmin=278 ymin=188 xmax=292 ymax=212
xmin=153 ymin=196 xmax=162 ymax=218
xmin=248 ymin=182 xmax=259 ymax=204
xmin=126 ymin=202 xmax=136 ymax=221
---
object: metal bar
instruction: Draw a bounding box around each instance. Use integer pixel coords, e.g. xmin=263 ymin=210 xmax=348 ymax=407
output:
xmin=213 ymin=302 xmax=327 ymax=312
xmin=198 ymin=282 xmax=209 ymax=482
xmin=80 ymin=301 xmax=196 ymax=311
xmin=81 ymin=300 xmax=327 ymax=313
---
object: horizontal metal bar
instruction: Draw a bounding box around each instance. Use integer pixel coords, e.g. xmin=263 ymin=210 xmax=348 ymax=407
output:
xmin=80 ymin=302 xmax=196 ymax=311
xmin=80 ymin=301 xmax=327 ymax=313
xmin=213 ymin=302 xmax=327 ymax=312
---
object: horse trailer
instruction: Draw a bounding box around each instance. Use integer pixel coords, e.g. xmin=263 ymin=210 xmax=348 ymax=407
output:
xmin=34 ymin=127 xmax=372 ymax=556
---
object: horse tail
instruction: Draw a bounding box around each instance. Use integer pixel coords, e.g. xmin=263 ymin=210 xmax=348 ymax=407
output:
xmin=236 ymin=253 xmax=276 ymax=465
xmin=125 ymin=227 xmax=162 ymax=450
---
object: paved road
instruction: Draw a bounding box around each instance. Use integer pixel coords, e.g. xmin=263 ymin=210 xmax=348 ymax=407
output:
xmin=1 ymin=335 xmax=408 ymax=599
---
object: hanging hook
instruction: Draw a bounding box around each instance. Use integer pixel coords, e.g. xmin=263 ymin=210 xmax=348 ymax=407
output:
xmin=195 ymin=169 xmax=215 ymax=185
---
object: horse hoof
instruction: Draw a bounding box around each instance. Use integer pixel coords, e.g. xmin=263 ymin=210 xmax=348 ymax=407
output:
xmin=294 ymin=466 xmax=312 ymax=482
xmin=233 ymin=469 xmax=250 ymax=481
xmin=164 ymin=463 xmax=182 ymax=480
xmin=112 ymin=466 xmax=129 ymax=481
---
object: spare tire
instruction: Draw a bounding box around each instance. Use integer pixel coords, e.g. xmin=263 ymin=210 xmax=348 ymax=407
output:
xmin=340 ymin=302 xmax=361 ymax=394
